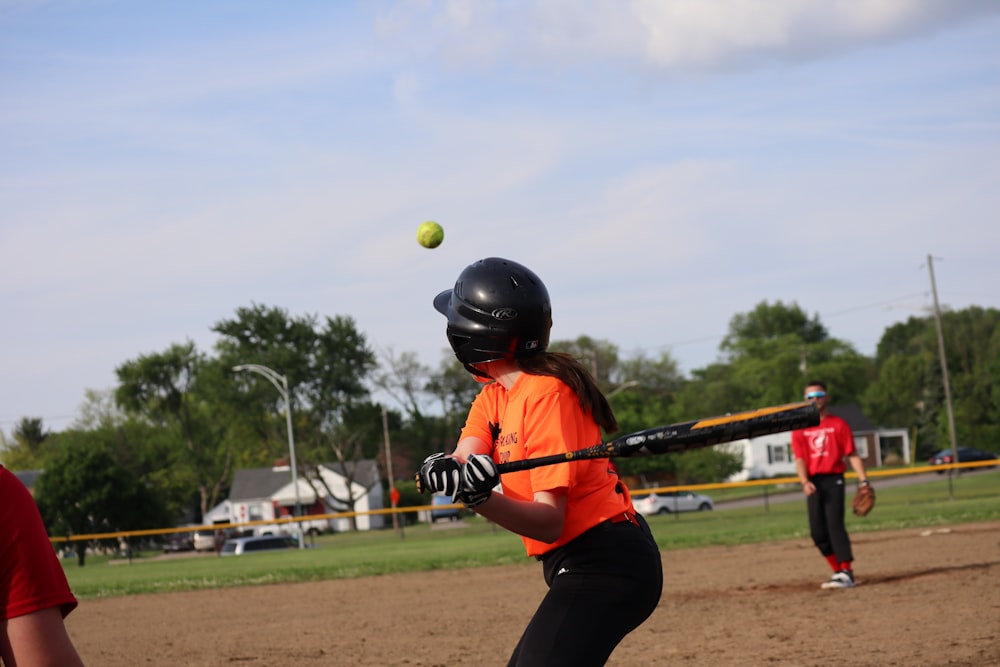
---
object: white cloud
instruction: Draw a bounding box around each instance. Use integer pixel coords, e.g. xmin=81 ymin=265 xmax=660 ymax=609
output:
xmin=375 ymin=0 xmax=1000 ymax=72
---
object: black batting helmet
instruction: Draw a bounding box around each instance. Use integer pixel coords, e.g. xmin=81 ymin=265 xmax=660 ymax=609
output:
xmin=434 ymin=257 xmax=552 ymax=369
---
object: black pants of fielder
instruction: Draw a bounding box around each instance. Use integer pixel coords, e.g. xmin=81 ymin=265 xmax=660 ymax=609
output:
xmin=507 ymin=514 xmax=663 ymax=667
xmin=807 ymin=473 xmax=854 ymax=564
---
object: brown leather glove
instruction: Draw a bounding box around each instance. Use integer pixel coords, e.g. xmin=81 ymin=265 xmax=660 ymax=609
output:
xmin=852 ymin=481 xmax=875 ymax=517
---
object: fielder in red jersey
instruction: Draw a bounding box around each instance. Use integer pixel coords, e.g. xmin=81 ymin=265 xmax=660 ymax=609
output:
xmin=1 ymin=465 xmax=84 ymax=666
xmin=790 ymin=381 xmax=872 ymax=590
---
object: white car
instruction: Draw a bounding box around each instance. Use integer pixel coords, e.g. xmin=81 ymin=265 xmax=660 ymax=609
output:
xmin=634 ymin=491 xmax=714 ymax=515
xmin=220 ymin=535 xmax=296 ymax=556
xmin=192 ymin=529 xmax=218 ymax=552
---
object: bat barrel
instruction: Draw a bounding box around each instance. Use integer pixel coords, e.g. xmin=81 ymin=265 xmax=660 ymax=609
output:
xmin=630 ymin=402 xmax=819 ymax=455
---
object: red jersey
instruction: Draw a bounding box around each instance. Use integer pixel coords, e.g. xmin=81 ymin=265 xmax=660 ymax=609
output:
xmin=790 ymin=414 xmax=856 ymax=476
xmin=460 ymin=373 xmax=633 ymax=558
xmin=0 ymin=465 xmax=78 ymax=620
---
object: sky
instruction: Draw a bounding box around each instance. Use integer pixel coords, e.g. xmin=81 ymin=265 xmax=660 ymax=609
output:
xmin=2 ymin=0 xmax=999 ymax=434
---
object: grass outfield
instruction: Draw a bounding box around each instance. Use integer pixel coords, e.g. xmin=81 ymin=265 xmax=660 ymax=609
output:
xmin=63 ymin=470 xmax=1000 ymax=599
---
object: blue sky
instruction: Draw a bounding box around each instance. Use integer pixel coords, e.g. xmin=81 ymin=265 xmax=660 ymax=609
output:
xmin=2 ymin=1 xmax=999 ymax=434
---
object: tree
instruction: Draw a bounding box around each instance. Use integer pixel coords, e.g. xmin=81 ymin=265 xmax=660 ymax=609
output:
xmin=656 ymin=301 xmax=867 ymax=485
xmin=722 ymin=300 xmax=828 ymax=352
xmin=217 ymin=304 xmax=382 ymax=517
xmin=0 ymin=417 xmax=51 ymax=470
xmin=115 ymin=341 xmax=234 ymax=518
xmin=35 ymin=436 xmax=169 ymax=566
xmin=864 ymin=307 xmax=1000 ymax=457
xmin=940 ymin=307 xmax=1000 ymax=450
xmin=374 ymin=349 xmax=442 ymax=466
xmin=684 ymin=300 xmax=870 ymax=414
xmin=550 ymin=336 xmax=624 ymax=388
xmin=423 ymin=354 xmax=485 ymax=446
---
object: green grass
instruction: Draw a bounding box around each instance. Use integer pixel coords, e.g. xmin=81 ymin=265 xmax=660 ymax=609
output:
xmin=63 ymin=470 xmax=1000 ymax=600
xmin=643 ymin=470 xmax=1000 ymax=548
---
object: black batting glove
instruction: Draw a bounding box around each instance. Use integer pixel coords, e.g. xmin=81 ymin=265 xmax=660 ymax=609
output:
xmin=456 ymin=454 xmax=498 ymax=508
xmin=416 ymin=453 xmax=462 ymax=496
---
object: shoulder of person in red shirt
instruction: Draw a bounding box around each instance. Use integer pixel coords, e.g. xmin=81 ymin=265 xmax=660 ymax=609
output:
xmin=0 ymin=465 xmax=79 ymax=621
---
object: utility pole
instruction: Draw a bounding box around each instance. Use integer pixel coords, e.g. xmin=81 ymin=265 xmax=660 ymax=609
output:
xmin=927 ymin=255 xmax=959 ymax=497
xmin=382 ymin=405 xmax=403 ymax=537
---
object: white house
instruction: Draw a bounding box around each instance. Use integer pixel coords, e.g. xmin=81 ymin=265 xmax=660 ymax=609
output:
xmin=725 ymin=404 xmax=911 ymax=482
xmin=207 ymin=459 xmax=385 ymax=535
xmin=724 ymin=431 xmax=798 ymax=482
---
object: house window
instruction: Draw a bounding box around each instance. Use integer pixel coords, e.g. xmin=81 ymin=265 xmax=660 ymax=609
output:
xmin=248 ymin=503 xmax=263 ymax=521
xmin=767 ymin=444 xmax=790 ymax=464
xmin=854 ymin=437 xmax=868 ymax=459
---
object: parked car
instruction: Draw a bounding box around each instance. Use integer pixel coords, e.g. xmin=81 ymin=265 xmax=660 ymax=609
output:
xmin=219 ymin=535 xmax=296 ymax=556
xmin=162 ymin=532 xmax=195 ymax=553
xmin=430 ymin=494 xmax=462 ymax=522
xmin=929 ymin=447 xmax=999 ymax=473
xmin=634 ymin=491 xmax=714 ymax=515
xmin=193 ymin=529 xmax=219 ymax=552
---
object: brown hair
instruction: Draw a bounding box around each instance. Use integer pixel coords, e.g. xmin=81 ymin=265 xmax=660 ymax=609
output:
xmin=516 ymin=352 xmax=619 ymax=433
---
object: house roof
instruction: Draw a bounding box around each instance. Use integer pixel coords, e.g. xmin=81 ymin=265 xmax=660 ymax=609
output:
xmin=829 ymin=403 xmax=877 ymax=433
xmin=12 ymin=469 xmax=42 ymax=490
xmin=229 ymin=467 xmax=292 ymax=501
xmin=229 ymin=459 xmax=380 ymax=501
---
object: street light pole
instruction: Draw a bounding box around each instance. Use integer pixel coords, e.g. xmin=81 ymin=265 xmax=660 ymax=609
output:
xmin=233 ymin=363 xmax=305 ymax=549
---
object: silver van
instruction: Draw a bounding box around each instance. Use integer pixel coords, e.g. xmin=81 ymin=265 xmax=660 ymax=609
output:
xmin=219 ymin=534 xmax=295 ymax=556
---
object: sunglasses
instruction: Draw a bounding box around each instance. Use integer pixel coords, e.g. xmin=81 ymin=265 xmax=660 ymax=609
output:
xmin=805 ymin=390 xmax=826 ymax=399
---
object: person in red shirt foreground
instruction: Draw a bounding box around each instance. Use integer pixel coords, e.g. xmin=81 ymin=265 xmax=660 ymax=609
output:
xmin=418 ymin=257 xmax=662 ymax=667
xmin=1 ymin=465 xmax=84 ymax=666
xmin=791 ymin=381 xmax=872 ymax=590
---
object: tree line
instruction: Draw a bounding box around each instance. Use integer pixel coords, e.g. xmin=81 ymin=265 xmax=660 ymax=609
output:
xmin=3 ymin=301 xmax=997 ymax=560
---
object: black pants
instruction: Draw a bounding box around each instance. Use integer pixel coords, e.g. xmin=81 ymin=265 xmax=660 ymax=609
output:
xmin=507 ymin=514 xmax=663 ymax=667
xmin=807 ymin=473 xmax=854 ymax=565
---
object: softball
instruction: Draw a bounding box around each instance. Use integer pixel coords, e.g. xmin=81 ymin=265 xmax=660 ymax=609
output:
xmin=416 ymin=221 xmax=444 ymax=249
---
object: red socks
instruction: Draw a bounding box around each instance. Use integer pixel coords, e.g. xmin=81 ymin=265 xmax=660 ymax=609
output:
xmin=825 ymin=554 xmax=853 ymax=572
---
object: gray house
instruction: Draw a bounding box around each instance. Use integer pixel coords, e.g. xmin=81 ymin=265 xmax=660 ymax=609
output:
xmin=206 ymin=459 xmax=385 ymax=534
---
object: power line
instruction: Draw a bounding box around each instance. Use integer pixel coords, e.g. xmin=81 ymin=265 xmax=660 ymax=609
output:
xmin=822 ymin=292 xmax=928 ymax=319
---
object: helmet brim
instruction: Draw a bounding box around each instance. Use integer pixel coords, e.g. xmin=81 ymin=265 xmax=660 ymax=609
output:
xmin=433 ymin=289 xmax=451 ymax=316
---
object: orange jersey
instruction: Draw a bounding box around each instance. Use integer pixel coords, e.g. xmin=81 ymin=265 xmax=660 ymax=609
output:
xmin=460 ymin=373 xmax=634 ymax=557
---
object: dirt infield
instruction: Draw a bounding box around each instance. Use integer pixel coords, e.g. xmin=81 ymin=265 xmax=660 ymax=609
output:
xmin=67 ymin=522 xmax=999 ymax=666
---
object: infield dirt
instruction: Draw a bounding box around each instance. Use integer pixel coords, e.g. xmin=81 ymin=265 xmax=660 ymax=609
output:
xmin=67 ymin=521 xmax=999 ymax=666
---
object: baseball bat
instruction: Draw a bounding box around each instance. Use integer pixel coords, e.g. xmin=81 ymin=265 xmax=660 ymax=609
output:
xmin=495 ymin=401 xmax=819 ymax=475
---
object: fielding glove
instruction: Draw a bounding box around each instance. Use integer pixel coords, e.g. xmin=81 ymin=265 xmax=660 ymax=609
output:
xmin=416 ymin=453 xmax=462 ymax=496
xmin=851 ymin=481 xmax=876 ymax=517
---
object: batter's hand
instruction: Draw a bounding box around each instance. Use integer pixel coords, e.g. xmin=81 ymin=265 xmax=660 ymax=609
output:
xmin=457 ymin=454 xmax=498 ymax=508
xmin=416 ymin=453 xmax=462 ymax=496
xmin=463 ymin=454 xmax=499 ymax=493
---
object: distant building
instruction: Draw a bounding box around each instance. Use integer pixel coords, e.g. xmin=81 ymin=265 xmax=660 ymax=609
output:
xmin=204 ymin=459 xmax=384 ymax=534
xmin=726 ymin=403 xmax=911 ymax=482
